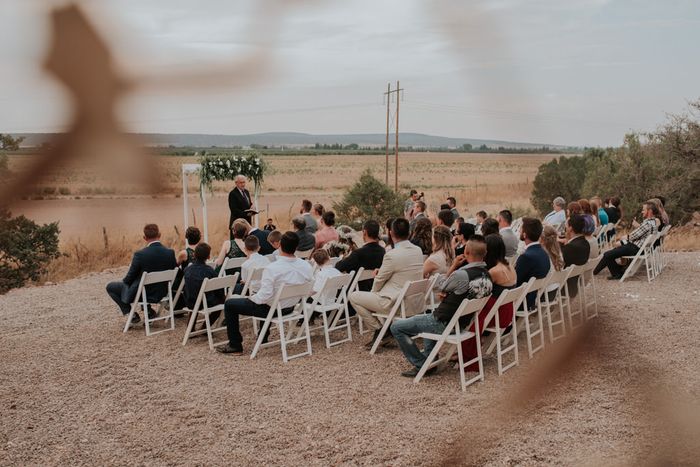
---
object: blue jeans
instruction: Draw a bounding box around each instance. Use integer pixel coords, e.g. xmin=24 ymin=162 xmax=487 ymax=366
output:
xmin=390 ymin=314 xmax=446 ymax=369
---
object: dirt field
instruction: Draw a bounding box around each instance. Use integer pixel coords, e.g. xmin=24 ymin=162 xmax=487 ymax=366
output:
xmin=1 ymin=253 xmax=699 ymax=466
xmin=10 ymin=152 xmax=555 ymax=240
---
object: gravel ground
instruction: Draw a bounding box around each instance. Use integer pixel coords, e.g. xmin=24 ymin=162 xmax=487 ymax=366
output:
xmin=1 ymin=253 xmax=699 ymax=466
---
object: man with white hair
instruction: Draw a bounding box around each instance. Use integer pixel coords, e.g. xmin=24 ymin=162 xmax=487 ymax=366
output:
xmin=228 ymin=174 xmax=255 ymax=228
xmin=543 ymin=196 xmax=566 ymax=227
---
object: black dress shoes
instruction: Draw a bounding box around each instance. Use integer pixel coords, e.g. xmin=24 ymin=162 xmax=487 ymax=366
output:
xmin=216 ymin=344 xmax=244 ymax=355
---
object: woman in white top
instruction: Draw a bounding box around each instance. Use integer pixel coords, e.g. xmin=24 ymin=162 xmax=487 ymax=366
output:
xmin=423 ymin=225 xmax=454 ymax=278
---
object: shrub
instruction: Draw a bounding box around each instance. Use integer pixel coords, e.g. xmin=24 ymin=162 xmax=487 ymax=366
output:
xmin=333 ymin=169 xmax=405 ymax=230
xmin=0 ymin=209 xmax=61 ymax=294
xmin=530 ymin=154 xmax=587 ymax=216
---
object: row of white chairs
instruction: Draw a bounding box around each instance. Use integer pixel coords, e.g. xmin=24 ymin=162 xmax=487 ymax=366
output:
xmin=619 ymin=224 xmax=671 ymax=283
xmin=120 ymin=253 xmax=603 ymax=388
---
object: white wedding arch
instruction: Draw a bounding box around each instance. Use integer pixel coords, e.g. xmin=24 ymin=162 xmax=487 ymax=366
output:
xmin=181 ymin=153 xmax=266 ymax=242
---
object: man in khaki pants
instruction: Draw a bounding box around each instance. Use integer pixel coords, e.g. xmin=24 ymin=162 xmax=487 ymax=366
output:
xmin=349 ymin=218 xmax=424 ymax=349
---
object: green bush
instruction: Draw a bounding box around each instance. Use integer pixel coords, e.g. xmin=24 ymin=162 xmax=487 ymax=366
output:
xmin=333 ymin=169 xmax=406 ymax=230
xmin=0 ymin=209 xmax=61 ymax=294
xmin=531 ymin=100 xmax=700 ymax=224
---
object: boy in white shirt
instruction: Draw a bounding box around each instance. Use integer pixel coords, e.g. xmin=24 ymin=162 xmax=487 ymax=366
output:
xmin=310 ymin=249 xmax=342 ymax=305
xmin=239 ymin=235 xmax=270 ymax=294
xmin=266 ymin=230 xmax=282 ymax=261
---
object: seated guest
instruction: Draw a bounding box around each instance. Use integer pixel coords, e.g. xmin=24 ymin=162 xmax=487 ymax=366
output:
xmin=543 ymin=196 xmax=567 ymax=227
xmin=649 ymin=197 xmax=668 ymax=228
xmin=541 ymin=226 xmax=565 ymax=273
xmin=263 ymin=218 xmax=276 ymax=232
xmin=300 ymin=199 xmax=318 ymax=234
xmin=410 ymin=217 xmax=433 ymax=255
xmin=452 ymin=216 xmax=465 ymax=236
xmin=217 ymin=231 xmax=313 ymax=354
xmin=447 ymin=196 xmax=460 ymax=220
xmin=215 ymin=219 xmax=248 ymax=268
xmin=173 ymin=226 xmax=201 ymax=307
xmin=248 ymin=221 xmax=275 ymax=255
xmin=515 ymin=218 xmax=550 ymax=309
xmin=266 ymin=230 xmax=282 ymax=261
xmin=405 ymin=190 xmax=420 ymax=219
xmin=409 ymin=201 xmax=428 ymax=231
xmin=593 ymin=201 xmax=659 ymax=280
xmin=603 ymin=196 xmax=622 ymax=240
xmin=497 ymin=209 xmax=518 ymax=257
xmin=239 ymin=235 xmax=270 ymax=293
xmin=292 ymin=216 xmax=315 ymax=252
xmin=437 ymin=209 xmax=454 ymax=229
xmin=424 ymin=225 xmax=454 ymax=278
xmin=383 ymin=218 xmax=396 ymax=250
xmin=315 ymin=211 xmax=340 ymax=249
xmin=454 ymin=222 xmax=475 ymax=257
xmin=106 ymin=224 xmax=177 ymax=324
xmin=578 ymin=199 xmax=597 ymax=234
xmin=591 ymin=197 xmax=608 ymax=225
xmin=480 ymin=217 xmax=500 ymax=237
xmin=440 ymin=203 xmax=450 ymax=211
xmin=475 ymin=210 xmax=488 ymax=234
xmin=561 ymin=214 xmax=590 ymax=296
xmin=312 ymin=203 xmax=325 ymax=226
xmin=391 ymin=236 xmax=492 ymax=377
xmin=310 ymin=249 xmax=343 ymax=306
xmin=336 ymin=220 xmax=386 ymax=291
xmin=349 ymin=218 xmax=423 ymax=349
xmin=332 ymin=225 xmax=361 ymax=256
xmin=459 ymin=234 xmax=516 ymax=365
xmin=183 ymin=243 xmax=224 ymax=325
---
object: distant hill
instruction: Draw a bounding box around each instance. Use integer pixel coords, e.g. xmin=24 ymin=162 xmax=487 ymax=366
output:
xmin=13 ymin=132 xmax=567 ymax=149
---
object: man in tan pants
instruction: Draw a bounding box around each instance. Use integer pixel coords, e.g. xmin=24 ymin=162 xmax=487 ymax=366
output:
xmin=349 ymin=218 xmax=424 ymax=348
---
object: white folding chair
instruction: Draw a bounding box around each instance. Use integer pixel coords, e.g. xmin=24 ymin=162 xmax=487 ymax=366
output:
xmin=218 ymin=256 xmax=247 ymax=278
xmin=619 ymin=235 xmax=656 ymax=283
xmin=344 ymin=267 xmax=375 ymax=335
xmin=658 ymin=225 xmax=671 ymax=271
xmin=424 ymin=273 xmax=442 ymax=314
xmin=514 ymin=270 xmax=552 ymax=358
xmin=581 ymin=256 xmax=602 ymax=320
xmin=565 ymin=263 xmax=586 ymax=330
xmin=123 ymin=268 xmax=178 ymax=336
xmin=412 ymin=296 xmax=491 ymax=391
xmin=483 ymin=281 xmax=531 ymax=375
xmin=182 ymin=273 xmax=238 ymax=350
xmin=369 ymin=278 xmax=433 ymax=355
xmin=542 ymin=266 xmax=573 ymax=343
xmin=305 ymin=273 xmax=354 ymax=348
xmin=250 ymin=281 xmax=314 ymax=362
xmin=295 ymin=249 xmax=313 ymax=260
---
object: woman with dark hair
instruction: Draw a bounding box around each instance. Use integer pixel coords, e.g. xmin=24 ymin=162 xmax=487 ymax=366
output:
xmin=577 ymin=199 xmax=597 ymax=234
xmin=453 ymin=222 xmax=475 ymax=257
xmin=314 ymin=210 xmax=339 ymax=249
xmin=215 ymin=219 xmax=248 ymax=268
xmin=383 ymin=218 xmax=396 ymax=250
xmin=410 ymin=217 xmax=433 ymax=255
xmin=423 ymin=225 xmax=454 ymax=277
xmin=460 ymin=233 xmax=517 ymax=365
xmin=177 ymin=226 xmax=201 ymax=267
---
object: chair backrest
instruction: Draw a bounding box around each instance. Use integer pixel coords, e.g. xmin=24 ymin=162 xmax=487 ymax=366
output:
xmin=272 ymin=281 xmax=314 ymax=304
xmin=481 ymin=282 xmax=529 ymax=331
xmin=584 ymin=255 xmax=603 ymax=273
xmin=347 ymin=267 xmax=375 ymax=294
xmin=319 ymin=273 xmax=353 ymax=295
xmin=241 ymin=267 xmax=265 ymax=296
xmin=448 ymin=296 xmax=491 ymax=334
xmin=393 ymin=278 xmax=432 ymax=317
xmin=527 ymin=270 xmax=553 ymax=295
xmin=295 ymin=249 xmax=312 ymax=259
xmin=143 ymin=268 xmax=178 ymax=286
xmin=548 ymin=265 xmax=573 ymax=291
xmin=219 ymin=256 xmax=247 ymax=277
xmin=203 ymin=273 xmax=238 ymax=293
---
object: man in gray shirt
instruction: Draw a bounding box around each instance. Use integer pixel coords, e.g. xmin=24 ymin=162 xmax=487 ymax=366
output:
xmin=447 ymin=196 xmax=460 ymax=221
xmin=300 ymin=199 xmax=317 ymax=234
xmin=292 ymin=216 xmax=315 ymax=251
xmin=497 ymin=209 xmax=519 ymax=257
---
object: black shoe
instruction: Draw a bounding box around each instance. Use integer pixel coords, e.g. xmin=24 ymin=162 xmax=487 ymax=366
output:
xmin=607 ymin=275 xmax=622 ymax=280
xmin=364 ymin=329 xmax=382 ymax=349
xmin=401 ymin=366 xmax=437 ymax=378
xmin=126 ymin=313 xmax=141 ymax=328
xmin=216 ymin=344 xmax=244 ymax=355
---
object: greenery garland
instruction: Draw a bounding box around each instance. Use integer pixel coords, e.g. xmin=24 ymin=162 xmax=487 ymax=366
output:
xmin=197 ymin=152 xmax=267 ymax=195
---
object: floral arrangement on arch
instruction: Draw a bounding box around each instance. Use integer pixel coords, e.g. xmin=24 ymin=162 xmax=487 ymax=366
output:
xmin=197 ymin=152 xmax=267 ymax=195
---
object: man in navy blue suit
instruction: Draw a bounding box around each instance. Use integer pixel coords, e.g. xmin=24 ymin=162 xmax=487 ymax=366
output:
xmin=106 ymin=224 xmax=177 ymax=325
xmin=514 ymin=217 xmax=551 ymax=309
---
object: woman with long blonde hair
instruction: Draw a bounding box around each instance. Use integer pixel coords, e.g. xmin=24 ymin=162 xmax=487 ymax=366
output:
xmin=541 ymin=225 xmax=565 ymax=272
xmin=423 ymin=225 xmax=454 ymax=278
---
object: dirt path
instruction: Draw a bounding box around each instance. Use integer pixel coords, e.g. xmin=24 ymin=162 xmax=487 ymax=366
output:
xmin=1 ymin=253 xmax=699 ymax=465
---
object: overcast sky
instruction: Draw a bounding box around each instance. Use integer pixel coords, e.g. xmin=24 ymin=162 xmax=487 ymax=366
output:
xmin=1 ymin=0 xmax=698 ymax=146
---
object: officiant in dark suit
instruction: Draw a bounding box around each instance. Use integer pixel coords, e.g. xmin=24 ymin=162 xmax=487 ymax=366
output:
xmin=228 ymin=175 xmax=255 ymax=228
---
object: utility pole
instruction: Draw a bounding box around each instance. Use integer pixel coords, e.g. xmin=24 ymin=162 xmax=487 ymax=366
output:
xmin=383 ymin=81 xmax=403 ymax=191
xmin=384 ymin=82 xmax=391 ymax=185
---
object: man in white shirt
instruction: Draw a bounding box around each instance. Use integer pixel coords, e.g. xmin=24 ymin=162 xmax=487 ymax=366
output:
xmin=217 ymin=231 xmax=313 ymax=355
xmin=238 ymin=235 xmax=270 ymax=293
xmin=543 ymin=196 xmax=567 ymax=227
xmin=497 ymin=209 xmax=519 ymax=257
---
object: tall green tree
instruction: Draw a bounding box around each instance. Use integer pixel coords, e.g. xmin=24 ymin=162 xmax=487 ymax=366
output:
xmin=333 ymin=169 xmax=405 ymax=230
